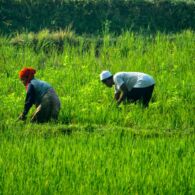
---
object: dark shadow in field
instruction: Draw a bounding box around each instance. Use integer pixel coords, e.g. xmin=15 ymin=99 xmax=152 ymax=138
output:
xmin=58 ymin=127 xmax=73 ymax=136
xmin=0 ymin=1 xmax=194 ymax=35
xmin=20 ymin=122 xmax=194 ymax=140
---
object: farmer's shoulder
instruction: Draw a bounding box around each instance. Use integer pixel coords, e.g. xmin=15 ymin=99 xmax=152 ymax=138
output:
xmin=113 ymin=72 xmax=127 ymax=81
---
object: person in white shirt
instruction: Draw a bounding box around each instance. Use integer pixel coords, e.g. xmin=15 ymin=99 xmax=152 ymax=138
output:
xmin=100 ymin=70 xmax=155 ymax=107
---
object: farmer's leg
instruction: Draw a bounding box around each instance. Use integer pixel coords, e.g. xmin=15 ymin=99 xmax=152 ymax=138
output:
xmin=142 ymin=85 xmax=155 ymax=107
xmin=49 ymin=88 xmax=61 ymax=120
xmin=127 ymin=88 xmax=145 ymax=104
xmin=31 ymin=93 xmax=52 ymax=123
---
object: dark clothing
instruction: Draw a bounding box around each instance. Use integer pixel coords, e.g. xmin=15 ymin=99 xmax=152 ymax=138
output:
xmin=30 ymin=79 xmax=51 ymax=105
xmin=22 ymin=79 xmax=51 ymax=117
xmin=22 ymin=81 xmax=61 ymax=123
xmin=31 ymin=88 xmax=61 ymax=123
xmin=127 ymin=84 xmax=155 ymax=107
xmin=23 ymin=84 xmax=36 ymax=116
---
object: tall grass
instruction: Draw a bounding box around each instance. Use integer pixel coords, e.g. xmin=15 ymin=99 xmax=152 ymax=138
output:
xmin=0 ymin=30 xmax=194 ymax=194
xmin=3 ymin=30 xmax=194 ymax=130
xmin=1 ymin=127 xmax=194 ymax=194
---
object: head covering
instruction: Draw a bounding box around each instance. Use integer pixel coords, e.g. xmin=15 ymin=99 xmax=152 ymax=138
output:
xmin=19 ymin=67 xmax=36 ymax=90
xmin=100 ymin=70 xmax=112 ymax=81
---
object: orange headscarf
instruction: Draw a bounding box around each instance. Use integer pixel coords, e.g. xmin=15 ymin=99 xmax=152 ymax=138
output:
xmin=19 ymin=67 xmax=36 ymax=90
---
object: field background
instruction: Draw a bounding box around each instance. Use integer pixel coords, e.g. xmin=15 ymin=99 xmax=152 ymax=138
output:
xmin=1 ymin=0 xmax=195 ymax=34
xmin=0 ymin=0 xmax=195 ymax=194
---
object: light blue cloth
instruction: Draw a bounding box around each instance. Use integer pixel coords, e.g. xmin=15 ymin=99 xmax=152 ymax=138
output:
xmin=30 ymin=78 xmax=51 ymax=104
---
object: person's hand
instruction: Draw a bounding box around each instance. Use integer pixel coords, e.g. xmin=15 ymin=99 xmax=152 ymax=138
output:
xmin=17 ymin=113 xmax=26 ymax=121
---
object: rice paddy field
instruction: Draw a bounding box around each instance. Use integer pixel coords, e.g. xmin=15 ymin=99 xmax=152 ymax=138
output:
xmin=0 ymin=30 xmax=194 ymax=194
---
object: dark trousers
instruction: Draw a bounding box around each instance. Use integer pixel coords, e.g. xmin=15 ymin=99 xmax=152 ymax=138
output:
xmin=127 ymin=84 xmax=155 ymax=107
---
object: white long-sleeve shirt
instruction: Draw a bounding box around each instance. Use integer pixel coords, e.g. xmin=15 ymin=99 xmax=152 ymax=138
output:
xmin=113 ymin=72 xmax=155 ymax=93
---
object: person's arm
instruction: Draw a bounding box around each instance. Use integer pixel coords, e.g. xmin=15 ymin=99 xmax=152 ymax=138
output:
xmin=114 ymin=92 xmax=121 ymax=101
xmin=18 ymin=84 xmax=35 ymax=120
xmin=116 ymin=83 xmax=129 ymax=106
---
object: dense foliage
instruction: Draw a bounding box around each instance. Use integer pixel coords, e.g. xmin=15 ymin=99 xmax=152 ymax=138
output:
xmin=1 ymin=0 xmax=195 ymax=34
xmin=0 ymin=0 xmax=195 ymax=192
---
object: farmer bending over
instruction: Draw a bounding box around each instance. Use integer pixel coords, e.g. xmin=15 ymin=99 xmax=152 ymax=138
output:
xmin=100 ymin=70 xmax=155 ymax=107
xmin=18 ymin=67 xmax=61 ymax=123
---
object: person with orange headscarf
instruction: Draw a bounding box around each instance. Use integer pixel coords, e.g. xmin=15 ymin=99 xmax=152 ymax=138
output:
xmin=18 ymin=67 xmax=61 ymax=123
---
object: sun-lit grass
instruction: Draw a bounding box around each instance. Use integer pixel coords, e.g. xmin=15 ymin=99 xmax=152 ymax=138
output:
xmin=0 ymin=30 xmax=194 ymax=194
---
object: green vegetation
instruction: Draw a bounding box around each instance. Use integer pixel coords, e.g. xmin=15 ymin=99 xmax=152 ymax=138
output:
xmin=1 ymin=0 xmax=195 ymax=34
xmin=1 ymin=126 xmax=194 ymax=194
xmin=0 ymin=29 xmax=194 ymax=194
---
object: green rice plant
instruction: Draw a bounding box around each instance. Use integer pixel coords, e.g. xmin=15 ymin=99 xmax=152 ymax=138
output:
xmin=0 ymin=30 xmax=194 ymax=194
